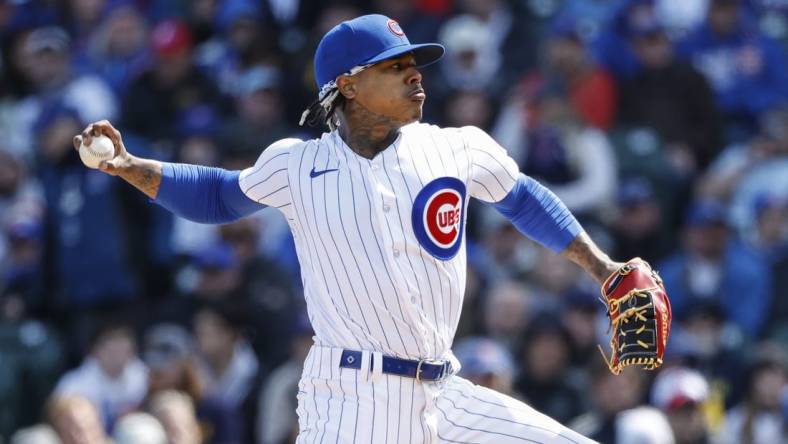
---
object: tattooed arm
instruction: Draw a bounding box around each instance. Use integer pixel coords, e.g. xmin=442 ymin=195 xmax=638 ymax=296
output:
xmin=73 ymin=120 xmax=264 ymax=223
xmin=562 ymin=231 xmax=623 ymax=284
xmin=73 ymin=120 xmax=162 ymax=199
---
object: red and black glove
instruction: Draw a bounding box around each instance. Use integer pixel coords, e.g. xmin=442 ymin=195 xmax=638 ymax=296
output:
xmin=598 ymin=258 xmax=672 ymax=375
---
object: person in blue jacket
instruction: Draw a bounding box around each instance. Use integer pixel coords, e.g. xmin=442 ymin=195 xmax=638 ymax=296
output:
xmin=678 ymin=0 xmax=788 ymax=133
xmin=658 ymin=199 xmax=772 ymax=339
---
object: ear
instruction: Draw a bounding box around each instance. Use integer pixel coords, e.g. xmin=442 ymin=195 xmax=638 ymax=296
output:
xmin=336 ymin=76 xmax=357 ymax=100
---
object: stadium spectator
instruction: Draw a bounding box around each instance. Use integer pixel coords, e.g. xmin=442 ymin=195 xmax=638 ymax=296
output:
xmin=143 ymin=322 xmax=240 ymax=444
xmin=194 ymin=0 xmax=271 ymax=96
xmin=678 ymin=0 xmax=788 ymax=132
xmin=194 ymin=304 xmax=260 ymax=441
xmin=256 ymin=312 xmax=313 ymax=444
xmin=453 ymin=336 xmax=517 ymax=396
xmin=219 ymin=218 xmax=300 ymax=368
xmin=544 ymin=15 xmax=618 ymax=131
xmin=53 ymin=323 xmax=147 ymax=429
xmin=220 ymin=64 xmax=299 ymax=161
xmin=481 ymin=280 xmax=533 ymax=349
xmin=652 ymin=367 xmax=713 ymax=444
xmin=618 ymin=8 xmax=723 ymax=172
xmin=718 ymin=344 xmax=787 ymax=444
xmin=569 ymin=364 xmax=648 ymax=443
xmin=559 ymin=288 xmax=603 ymax=369
xmin=492 ymin=78 xmax=616 ymax=218
xmin=514 ymin=315 xmax=586 ymax=423
xmin=79 ymin=1 xmax=151 ymax=95
xmin=659 ymin=200 xmax=772 ymax=338
xmin=121 ymin=20 xmax=226 ymax=151
xmin=11 ymin=25 xmax=117 ymax=157
xmin=610 ymin=177 xmax=674 ymax=264
xmin=35 ymin=105 xmax=168 ymax=333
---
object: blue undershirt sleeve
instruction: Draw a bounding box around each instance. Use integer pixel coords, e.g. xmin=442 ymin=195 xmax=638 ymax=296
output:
xmin=492 ymin=173 xmax=583 ymax=253
xmin=154 ymin=163 xmax=266 ymax=224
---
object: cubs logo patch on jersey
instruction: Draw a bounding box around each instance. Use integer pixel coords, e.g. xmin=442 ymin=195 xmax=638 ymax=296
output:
xmin=411 ymin=177 xmax=466 ymax=260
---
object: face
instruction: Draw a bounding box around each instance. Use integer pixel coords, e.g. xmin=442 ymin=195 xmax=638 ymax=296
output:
xmin=524 ymin=333 xmax=569 ymax=381
xmin=338 ymin=53 xmax=425 ymax=125
xmin=686 ymin=224 xmax=728 ymax=259
xmin=708 ymin=1 xmax=740 ymax=35
xmin=667 ymin=404 xmax=707 ymax=444
xmin=194 ymin=310 xmax=236 ymax=359
xmin=633 ymin=33 xmax=673 ymax=69
xmin=547 ymin=37 xmax=586 ymax=75
xmin=93 ymin=331 xmax=135 ymax=379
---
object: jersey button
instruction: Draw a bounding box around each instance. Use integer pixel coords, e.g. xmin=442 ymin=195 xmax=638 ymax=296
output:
xmin=393 ymin=249 xmax=400 ymax=257
xmin=383 ymin=204 xmax=390 ymax=212
xmin=410 ymin=296 xmax=417 ymax=304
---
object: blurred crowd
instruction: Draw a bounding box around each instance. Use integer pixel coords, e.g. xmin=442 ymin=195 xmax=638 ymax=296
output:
xmin=0 ymin=0 xmax=786 ymax=443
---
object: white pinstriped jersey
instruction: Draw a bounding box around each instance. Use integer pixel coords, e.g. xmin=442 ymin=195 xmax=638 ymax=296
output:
xmin=239 ymin=122 xmax=518 ymax=360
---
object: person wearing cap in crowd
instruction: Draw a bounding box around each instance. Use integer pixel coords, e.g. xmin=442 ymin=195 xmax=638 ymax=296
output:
xmin=76 ymin=12 xmax=641 ymax=443
xmin=610 ymin=177 xmax=673 ymax=264
xmin=13 ymin=25 xmax=117 ymax=157
xmin=220 ymin=64 xmax=299 ymax=159
xmin=143 ymin=322 xmax=240 ymax=444
xmin=453 ymin=336 xmax=517 ymax=396
xmin=658 ymin=199 xmax=772 ymax=338
xmin=617 ymin=2 xmax=723 ymax=173
xmin=121 ymin=19 xmax=226 ymax=150
xmin=652 ymin=367 xmax=714 ymax=444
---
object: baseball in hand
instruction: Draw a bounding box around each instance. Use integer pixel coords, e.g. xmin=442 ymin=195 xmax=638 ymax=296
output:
xmin=79 ymin=134 xmax=116 ymax=169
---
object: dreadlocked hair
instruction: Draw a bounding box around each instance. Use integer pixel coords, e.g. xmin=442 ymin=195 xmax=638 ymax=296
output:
xmin=299 ymin=88 xmax=345 ymax=131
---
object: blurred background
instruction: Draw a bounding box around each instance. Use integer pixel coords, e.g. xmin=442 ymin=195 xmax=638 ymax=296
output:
xmin=0 ymin=0 xmax=786 ymax=443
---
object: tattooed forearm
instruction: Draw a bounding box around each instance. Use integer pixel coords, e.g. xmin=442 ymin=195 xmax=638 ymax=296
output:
xmin=561 ymin=231 xmax=622 ymax=284
xmin=117 ymin=156 xmax=163 ymax=199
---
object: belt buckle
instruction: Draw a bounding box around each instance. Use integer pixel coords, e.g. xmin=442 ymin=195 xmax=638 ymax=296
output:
xmin=415 ymin=358 xmax=446 ymax=382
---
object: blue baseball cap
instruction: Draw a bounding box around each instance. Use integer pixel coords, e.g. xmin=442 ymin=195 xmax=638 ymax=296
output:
xmin=313 ymin=14 xmax=444 ymax=95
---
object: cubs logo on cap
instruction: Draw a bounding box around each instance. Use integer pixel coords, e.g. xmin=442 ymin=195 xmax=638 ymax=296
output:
xmin=387 ymin=19 xmax=405 ymax=37
xmin=412 ymin=177 xmax=466 ymax=260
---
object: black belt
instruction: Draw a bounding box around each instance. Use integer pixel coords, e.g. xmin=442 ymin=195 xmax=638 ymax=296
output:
xmin=339 ymin=349 xmax=453 ymax=382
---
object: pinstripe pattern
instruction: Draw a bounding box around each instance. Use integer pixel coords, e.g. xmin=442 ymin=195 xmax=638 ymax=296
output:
xmin=298 ymin=345 xmax=598 ymax=443
xmin=239 ymin=123 xmax=516 ymax=359
xmin=241 ymin=124 xmax=593 ymax=443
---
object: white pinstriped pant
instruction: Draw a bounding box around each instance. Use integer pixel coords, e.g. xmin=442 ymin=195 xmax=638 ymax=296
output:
xmin=295 ymin=345 xmax=598 ymax=444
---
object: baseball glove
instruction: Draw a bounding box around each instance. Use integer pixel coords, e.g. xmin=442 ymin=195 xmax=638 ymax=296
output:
xmin=598 ymin=258 xmax=672 ymax=375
